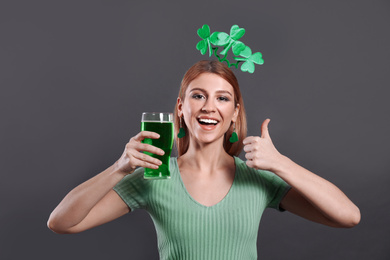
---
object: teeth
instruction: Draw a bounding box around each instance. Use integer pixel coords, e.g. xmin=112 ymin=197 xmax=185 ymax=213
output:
xmin=199 ymin=118 xmax=218 ymax=124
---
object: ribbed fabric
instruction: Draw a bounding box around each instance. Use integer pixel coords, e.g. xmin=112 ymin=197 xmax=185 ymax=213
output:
xmin=114 ymin=156 xmax=291 ymax=260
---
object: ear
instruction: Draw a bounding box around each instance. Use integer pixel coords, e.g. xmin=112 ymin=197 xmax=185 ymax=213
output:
xmin=177 ymin=97 xmax=183 ymax=117
xmin=232 ymin=103 xmax=240 ymax=123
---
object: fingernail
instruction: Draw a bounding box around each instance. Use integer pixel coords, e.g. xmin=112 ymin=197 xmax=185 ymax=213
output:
xmin=160 ymin=150 xmax=165 ymax=155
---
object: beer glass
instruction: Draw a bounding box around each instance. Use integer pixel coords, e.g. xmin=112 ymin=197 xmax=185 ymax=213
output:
xmin=141 ymin=112 xmax=174 ymax=179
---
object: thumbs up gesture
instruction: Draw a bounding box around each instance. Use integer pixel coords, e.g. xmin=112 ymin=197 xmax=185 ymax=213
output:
xmin=243 ymin=119 xmax=285 ymax=172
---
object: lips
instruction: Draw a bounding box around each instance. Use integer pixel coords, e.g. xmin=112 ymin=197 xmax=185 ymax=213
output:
xmin=197 ymin=116 xmax=219 ymax=124
xmin=197 ymin=117 xmax=219 ymax=130
xmin=198 ymin=118 xmax=218 ymax=125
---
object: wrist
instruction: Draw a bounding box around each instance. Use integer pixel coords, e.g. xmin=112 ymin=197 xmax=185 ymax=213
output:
xmin=271 ymin=155 xmax=294 ymax=177
xmin=110 ymin=161 xmax=130 ymax=180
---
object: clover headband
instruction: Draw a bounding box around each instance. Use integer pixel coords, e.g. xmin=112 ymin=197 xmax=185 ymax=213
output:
xmin=196 ymin=24 xmax=264 ymax=74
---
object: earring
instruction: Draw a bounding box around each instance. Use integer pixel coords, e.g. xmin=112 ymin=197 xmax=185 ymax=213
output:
xmin=177 ymin=116 xmax=186 ymax=138
xmin=229 ymin=122 xmax=238 ymax=143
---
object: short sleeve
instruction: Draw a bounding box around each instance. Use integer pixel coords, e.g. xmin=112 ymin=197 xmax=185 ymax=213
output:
xmin=113 ymin=167 xmax=150 ymax=211
xmin=258 ymin=169 xmax=291 ymax=211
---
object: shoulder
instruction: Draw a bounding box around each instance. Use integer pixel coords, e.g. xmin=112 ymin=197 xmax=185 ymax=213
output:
xmin=234 ymin=156 xmax=283 ymax=183
xmin=115 ymin=167 xmax=147 ymax=189
xmin=233 ymin=156 xmax=290 ymax=206
xmin=234 ymin=156 xmax=262 ymax=177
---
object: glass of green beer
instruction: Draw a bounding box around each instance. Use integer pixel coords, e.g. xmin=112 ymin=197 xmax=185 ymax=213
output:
xmin=141 ymin=112 xmax=174 ymax=179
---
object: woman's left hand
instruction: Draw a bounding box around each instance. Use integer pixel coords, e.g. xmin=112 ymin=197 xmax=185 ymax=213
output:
xmin=243 ymin=119 xmax=361 ymax=228
xmin=243 ymin=119 xmax=285 ymax=172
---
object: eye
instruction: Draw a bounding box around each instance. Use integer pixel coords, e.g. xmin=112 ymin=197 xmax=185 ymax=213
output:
xmin=218 ymin=96 xmax=230 ymax=102
xmin=191 ymin=94 xmax=205 ymax=100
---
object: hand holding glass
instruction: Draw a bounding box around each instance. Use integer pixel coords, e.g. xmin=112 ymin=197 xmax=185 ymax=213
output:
xmin=141 ymin=112 xmax=174 ymax=179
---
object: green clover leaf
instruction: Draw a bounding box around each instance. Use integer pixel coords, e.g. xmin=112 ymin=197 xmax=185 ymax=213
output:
xmin=238 ymin=46 xmax=251 ymax=58
xmin=208 ymin=25 xmax=246 ymax=56
xmin=230 ymin=25 xmax=245 ymax=40
xmin=196 ymin=40 xmax=209 ymax=55
xmin=241 ymin=61 xmax=255 ymax=73
xmin=250 ymin=52 xmax=264 ymax=65
xmin=196 ymin=24 xmax=212 ymax=56
xmin=197 ymin=24 xmax=210 ymax=39
xmin=232 ymin=41 xmax=246 ymax=56
xmin=210 ymin=32 xmax=230 ymax=46
xmin=234 ymin=46 xmax=264 ymax=73
xmin=220 ymin=25 xmax=246 ymax=56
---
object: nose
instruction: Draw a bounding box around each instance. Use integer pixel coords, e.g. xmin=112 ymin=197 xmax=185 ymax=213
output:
xmin=201 ymin=98 xmax=216 ymax=113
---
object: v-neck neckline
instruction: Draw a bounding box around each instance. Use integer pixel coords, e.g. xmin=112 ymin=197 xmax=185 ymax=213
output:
xmin=174 ymin=156 xmax=238 ymax=209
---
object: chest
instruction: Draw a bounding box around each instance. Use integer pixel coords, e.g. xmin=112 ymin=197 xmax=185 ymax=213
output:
xmin=180 ymin=171 xmax=235 ymax=207
xmin=147 ymin=168 xmax=268 ymax=253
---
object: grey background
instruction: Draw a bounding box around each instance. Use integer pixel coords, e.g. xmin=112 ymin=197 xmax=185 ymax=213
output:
xmin=1 ymin=0 xmax=389 ymax=259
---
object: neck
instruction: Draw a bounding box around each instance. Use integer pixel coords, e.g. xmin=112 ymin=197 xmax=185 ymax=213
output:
xmin=179 ymin=136 xmax=233 ymax=175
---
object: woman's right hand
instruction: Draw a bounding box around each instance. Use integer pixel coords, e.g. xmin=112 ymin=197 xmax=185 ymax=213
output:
xmin=115 ymin=131 xmax=165 ymax=175
xmin=48 ymin=131 xmax=164 ymax=234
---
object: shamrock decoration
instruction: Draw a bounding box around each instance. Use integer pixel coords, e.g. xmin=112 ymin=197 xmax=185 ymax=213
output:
xmin=229 ymin=131 xmax=238 ymax=143
xmin=177 ymin=127 xmax=186 ymax=138
xmin=196 ymin=24 xmax=212 ymax=57
xmin=234 ymin=46 xmax=264 ymax=74
xmin=196 ymin=24 xmax=264 ymax=73
xmin=210 ymin=25 xmax=246 ymax=56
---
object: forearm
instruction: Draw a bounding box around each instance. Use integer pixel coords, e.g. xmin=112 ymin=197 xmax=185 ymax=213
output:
xmin=274 ymin=156 xmax=360 ymax=227
xmin=48 ymin=162 xmax=125 ymax=231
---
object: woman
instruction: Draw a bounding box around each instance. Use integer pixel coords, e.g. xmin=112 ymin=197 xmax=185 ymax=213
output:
xmin=48 ymin=60 xmax=360 ymax=259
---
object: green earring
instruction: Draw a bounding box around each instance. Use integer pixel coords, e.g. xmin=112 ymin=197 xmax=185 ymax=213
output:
xmin=177 ymin=117 xmax=186 ymax=138
xmin=229 ymin=122 xmax=238 ymax=143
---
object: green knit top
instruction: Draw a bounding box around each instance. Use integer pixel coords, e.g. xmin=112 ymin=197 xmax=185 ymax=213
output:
xmin=114 ymin=156 xmax=291 ymax=260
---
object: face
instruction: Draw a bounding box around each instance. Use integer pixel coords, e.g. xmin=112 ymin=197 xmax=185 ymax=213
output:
xmin=177 ymin=73 xmax=240 ymax=145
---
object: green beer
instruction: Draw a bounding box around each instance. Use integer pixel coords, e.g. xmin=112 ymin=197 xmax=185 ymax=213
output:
xmin=141 ymin=113 xmax=174 ymax=179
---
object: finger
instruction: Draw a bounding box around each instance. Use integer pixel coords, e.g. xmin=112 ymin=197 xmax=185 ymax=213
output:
xmin=137 ymin=143 xmax=165 ymax=156
xmin=246 ymin=160 xmax=255 ymax=169
xmin=261 ymin=118 xmax=271 ymax=139
xmin=132 ymin=151 xmax=163 ymax=167
xmin=132 ymin=157 xmax=161 ymax=170
xmin=243 ymin=144 xmax=254 ymax=153
xmin=245 ymin=152 xmax=253 ymax=160
xmin=133 ymin=131 xmax=160 ymax=142
xmin=243 ymin=136 xmax=257 ymax=145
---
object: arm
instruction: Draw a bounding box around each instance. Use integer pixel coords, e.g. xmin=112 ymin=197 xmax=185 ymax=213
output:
xmin=47 ymin=164 xmax=129 ymax=234
xmin=243 ymin=119 xmax=360 ymax=228
xmin=277 ymin=156 xmax=360 ymax=228
xmin=47 ymin=131 xmax=165 ymax=234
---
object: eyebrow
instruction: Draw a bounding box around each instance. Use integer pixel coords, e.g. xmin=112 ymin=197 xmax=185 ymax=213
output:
xmin=189 ymin=88 xmax=233 ymax=97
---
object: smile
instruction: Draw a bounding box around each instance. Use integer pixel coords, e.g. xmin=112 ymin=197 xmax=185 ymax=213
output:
xmin=198 ymin=118 xmax=219 ymax=125
xmin=197 ymin=117 xmax=220 ymax=131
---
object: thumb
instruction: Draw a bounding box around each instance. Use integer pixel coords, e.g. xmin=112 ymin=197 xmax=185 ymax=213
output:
xmin=261 ymin=118 xmax=271 ymax=139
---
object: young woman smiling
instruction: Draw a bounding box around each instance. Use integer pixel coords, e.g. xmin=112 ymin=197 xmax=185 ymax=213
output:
xmin=48 ymin=60 xmax=360 ymax=260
